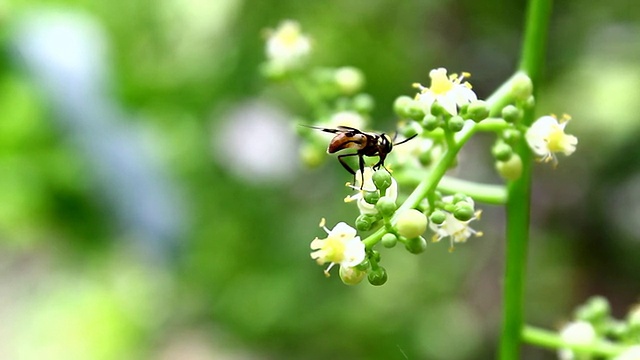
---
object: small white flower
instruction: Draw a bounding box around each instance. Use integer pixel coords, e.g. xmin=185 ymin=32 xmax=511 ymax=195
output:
xmin=557 ymin=321 xmax=597 ymax=360
xmin=265 ymin=20 xmax=311 ymax=68
xmin=310 ymin=219 xmax=365 ymax=276
xmin=429 ymin=196 xmax=482 ymax=251
xmin=526 ymin=114 xmax=578 ymax=165
xmin=344 ymin=167 xmax=397 ymax=215
xmin=614 ymin=345 xmax=640 ymax=360
xmin=326 ymin=111 xmax=367 ymax=130
xmin=413 ymin=68 xmax=477 ymax=116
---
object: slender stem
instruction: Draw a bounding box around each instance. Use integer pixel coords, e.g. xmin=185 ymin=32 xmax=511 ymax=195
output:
xmin=522 ymin=326 xmax=626 ymax=357
xmin=499 ymin=0 xmax=552 ymax=359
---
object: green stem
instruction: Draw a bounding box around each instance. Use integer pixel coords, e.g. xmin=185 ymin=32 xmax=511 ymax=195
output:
xmin=499 ymin=0 xmax=552 ymax=359
xmin=522 ymin=326 xmax=626 ymax=357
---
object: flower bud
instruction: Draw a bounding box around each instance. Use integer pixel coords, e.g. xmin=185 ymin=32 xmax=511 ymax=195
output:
xmin=429 ymin=210 xmax=446 ymax=225
xmin=501 ymin=104 xmax=521 ymax=123
xmin=355 ymin=214 xmax=375 ymax=232
xmin=524 ymin=95 xmax=535 ymax=109
xmin=492 ymin=142 xmax=513 ymax=162
xmin=339 ymin=265 xmax=367 ymax=285
xmin=501 ymin=129 xmax=521 ymax=144
xmin=422 ymin=114 xmax=441 ymax=131
xmin=448 ymin=116 xmax=465 ymax=132
xmin=353 ymin=93 xmax=375 ymax=114
xmin=393 ymin=96 xmax=413 ymax=118
xmin=402 ymin=121 xmax=422 ymax=138
xmin=335 ymin=66 xmax=364 ymax=95
xmin=511 ymin=73 xmax=533 ymax=101
xmin=406 ymin=100 xmax=426 ymax=121
xmin=496 ymin=154 xmax=523 ymax=181
xmin=363 ymin=190 xmax=380 ymax=205
xmin=452 ymin=193 xmax=468 ymax=204
xmin=576 ymin=296 xmax=611 ymax=323
xmin=454 ymin=202 xmax=474 ymax=221
xmin=405 ymin=236 xmax=427 ymax=254
xmin=381 ymin=233 xmax=398 ymax=248
xmin=396 ymin=209 xmax=428 ymax=238
xmin=372 ymin=170 xmax=392 ymax=191
xmin=430 ymin=102 xmax=445 ymax=116
xmin=466 ymin=100 xmax=490 ymax=122
xmin=367 ymin=267 xmax=388 ymax=286
xmin=375 ymin=196 xmax=397 ymax=217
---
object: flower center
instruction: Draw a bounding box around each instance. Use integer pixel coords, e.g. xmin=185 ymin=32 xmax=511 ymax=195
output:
xmin=429 ymin=69 xmax=454 ymax=94
xmin=323 ymin=236 xmax=346 ymax=263
xmin=547 ymin=126 xmax=567 ymax=152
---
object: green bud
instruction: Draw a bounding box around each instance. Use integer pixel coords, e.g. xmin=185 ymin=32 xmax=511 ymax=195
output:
xmin=381 ymin=233 xmax=398 ymax=248
xmin=511 ymin=73 xmax=533 ymax=101
xmin=429 ymin=210 xmax=446 ymax=225
xmin=355 ymin=259 xmax=370 ymax=271
xmin=452 ymin=193 xmax=468 ymax=204
xmin=372 ymin=170 xmax=392 ymax=191
xmin=353 ymin=93 xmax=375 ymax=114
xmin=371 ymin=250 xmax=381 ymax=262
xmin=502 ymin=129 xmax=521 ymax=144
xmin=418 ymin=150 xmax=433 ymax=166
xmin=393 ymin=96 xmax=413 ymax=118
xmin=448 ymin=116 xmax=465 ymax=132
xmin=355 ymin=214 xmax=375 ymax=232
xmin=453 ymin=202 xmax=475 ymax=221
xmin=501 ymin=104 xmax=521 ymax=123
xmin=402 ymin=121 xmax=421 ymax=138
xmin=405 ymin=236 xmax=427 ymax=254
xmin=430 ymin=102 xmax=445 ymax=116
xmin=367 ymin=267 xmax=388 ymax=286
xmin=376 ymin=196 xmax=397 ymax=217
xmin=396 ymin=209 xmax=428 ymax=238
xmin=466 ymin=100 xmax=490 ymax=122
xmin=339 ymin=266 xmax=367 ymax=285
xmin=524 ymin=95 xmax=535 ymax=109
xmin=363 ymin=190 xmax=380 ymax=205
xmin=492 ymin=142 xmax=513 ymax=162
xmin=406 ymin=100 xmax=426 ymax=121
xmin=496 ymin=154 xmax=523 ymax=181
xmin=422 ymin=114 xmax=441 ymax=131
xmin=335 ymin=66 xmax=364 ymax=95
xmin=576 ymin=296 xmax=611 ymax=323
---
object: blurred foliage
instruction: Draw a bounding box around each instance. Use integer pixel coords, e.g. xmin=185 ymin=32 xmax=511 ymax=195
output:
xmin=0 ymin=0 xmax=639 ymax=359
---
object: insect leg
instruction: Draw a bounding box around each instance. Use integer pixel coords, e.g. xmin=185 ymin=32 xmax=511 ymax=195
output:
xmin=337 ymin=153 xmax=358 ymax=176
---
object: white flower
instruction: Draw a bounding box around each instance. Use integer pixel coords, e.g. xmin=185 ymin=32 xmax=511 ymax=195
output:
xmin=429 ymin=196 xmax=482 ymax=251
xmin=413 ymin=68 xmax=477 ymax=116
xmin=526 ymin=114 xmax=578 ymax=165
xmin=614 ymin=345 xmax=640 ymax=360
xmin=265 ymin=20 xmax=311 ymax=67
xmin=326 ymin=111 xmax=367 ymax=130
xmin=310 ymin=219 xmax=365 ymax=276
xmin=557 ymin=321 xmax=597 ymax=360
xmin=344 ymin=167 xmax=397 ymax=215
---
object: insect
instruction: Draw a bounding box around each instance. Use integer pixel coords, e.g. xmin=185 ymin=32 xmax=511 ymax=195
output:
xmin=305 ymin=125 xmax=417 ymax=186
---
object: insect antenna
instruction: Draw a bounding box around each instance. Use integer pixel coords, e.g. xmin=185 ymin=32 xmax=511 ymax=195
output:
xmin=393 ymin=133 xmax=418 ymax=146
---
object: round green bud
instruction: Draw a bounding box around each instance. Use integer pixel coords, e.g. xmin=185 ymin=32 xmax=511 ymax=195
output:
xmin=375 ymin=196 xmax=397 ymax=217
xmin=353 ymin=93 xmax=375 ymax=114
xmin=363 ymin=190 xmax=380 ymax=205
xmin=492 ymin=142 xmax=513 ymax=162
xmin=335 ymin=66 xmax=364 ymax=95
xmin=524 ymin=95 xmax=535 ymax=110
xmin=406 ymin=100 xmax=426 ymax=121
xmin=448 ymin=116 xmax=465 ymax=132
xmin=511 ymin=73 xmax=533 ymax=101
xmin=396 ymin=209 xmax=428 ymax=238
xmin=405 ymin=236 xmax=427 ymax=254
xmin=466 ymin=100 xmax=490 ymax=122
xmin=402 ymin=121 xmax=421 ymax=138
xmin=496 ymin=154 xmax=523 ymax=181
xmin=576 ymin=296 xmax=611 ymax=322
xmin=418 ymin=150 xmax=433 ymax=166
xmin=371 ymin=250 xmax=381 ymax=262
xmin=372 ymin=170 xmax=392 ymax=191
xmin=393 ymin=96 xmax=413 ymax=118
xmin=367 ymin=267 xmax=388 ymax=286
xmin=452 ymin=193 xmax=468 ymax=204
xmin=429 ymin=210 xmax=446 ymax=225
xmin=422 ymin=114 xmax=440 ymax=131
xmin=430 ymin=102 xmax=445 ymax=116
xmin=501 ymin=104 xmax=521 ymax=123
xmin=339 ymin=266 xmax=367 ymax=285
xmin=501 ymin=129 xmax=521 ymax=144
xmin=381 ymin=233 xmax=398 ymax=248
xmin=355 ymin=214 xmax=374 ymax=232
xmin=453 ymin=202 xmax=475 ymax=221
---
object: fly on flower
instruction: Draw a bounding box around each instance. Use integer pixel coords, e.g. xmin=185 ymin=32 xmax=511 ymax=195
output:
xmin=303 ymin=125 xmax=417 ymax=186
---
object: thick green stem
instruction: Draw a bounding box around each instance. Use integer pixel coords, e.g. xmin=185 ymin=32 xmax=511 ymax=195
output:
xmin=499 ymin=0 xmax=552 ymax=359
xmin=522 ymin=326 xmax=626 ymax=357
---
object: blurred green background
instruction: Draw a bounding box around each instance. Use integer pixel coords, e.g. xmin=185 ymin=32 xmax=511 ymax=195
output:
xmin=0 ymin=0 xmax=638 ymax=359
